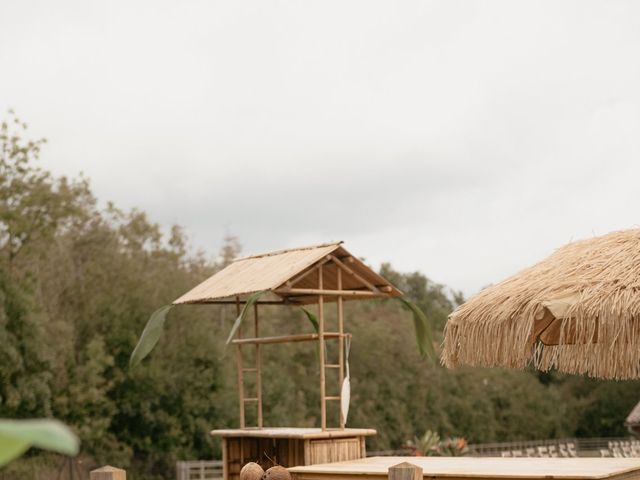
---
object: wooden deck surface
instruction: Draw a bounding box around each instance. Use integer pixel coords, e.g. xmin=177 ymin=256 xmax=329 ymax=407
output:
xmin=210 ymin=427 xmax=377 ymax=439
xmin=289 ymin=456 xmax=640 ymax=480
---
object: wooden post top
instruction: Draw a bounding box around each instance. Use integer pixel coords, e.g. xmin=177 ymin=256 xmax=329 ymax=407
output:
xmin=90 ymin=465 xmax=126 ymax=480
xmin=388 ymin=462 xmax=423 ymax=480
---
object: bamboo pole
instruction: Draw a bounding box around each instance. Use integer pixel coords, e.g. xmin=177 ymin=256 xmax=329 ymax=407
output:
xmin=231 ymin=332 xmax=341 ymax=345
xmin=337 ymin=267 xmax=345 ymax=429
xmin=254 ymin=303 xmax=263 ymax=428
xmin=203 ymin=300 xmax=293 ymax=305
xmin=276 ymin=288 xmax=388 ymax=297
xmin=235 ymin=296 xmax=245 ymax=429
xmin=318 ymin=264 xmax=326 ymax=430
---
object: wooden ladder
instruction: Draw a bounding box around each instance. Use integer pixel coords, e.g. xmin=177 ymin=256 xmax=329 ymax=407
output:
xmin=318 ymin=264 xmax=346 ymax=430
xmin=236 ymin=300 xmax=263 ymax=429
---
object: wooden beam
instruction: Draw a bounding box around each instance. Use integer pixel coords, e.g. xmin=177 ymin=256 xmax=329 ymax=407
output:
xmin=231 ymin=332 xmax=342 ymax=345
xmin=329 ymin=254 xmax=379 ymax=293
xmin=203 ymin=300 xmax=294 ymax=305
xmin=284 ymin=256 xmax=333 ymax=288
xmin=276 ymin=288 xmax=389 ymax=297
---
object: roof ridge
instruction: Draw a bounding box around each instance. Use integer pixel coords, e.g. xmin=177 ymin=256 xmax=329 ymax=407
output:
xmin=233 ymin=241 xmax=343 ymax=262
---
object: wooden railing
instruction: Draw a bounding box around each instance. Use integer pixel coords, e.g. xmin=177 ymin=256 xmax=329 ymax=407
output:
xmin=367 ymin=437 xmax=640 ymax=458
xmin=177 ymin=460 xmax=224 ymax=480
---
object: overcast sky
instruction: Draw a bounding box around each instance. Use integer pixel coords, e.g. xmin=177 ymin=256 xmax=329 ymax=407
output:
xmin=1 ymin=1 xmax=639 ymax=296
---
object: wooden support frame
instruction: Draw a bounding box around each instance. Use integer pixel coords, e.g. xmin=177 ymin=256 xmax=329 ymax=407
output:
xmin=285 ymin=256 xmax=333 ymax=288
xmin=232 ymin=252 xmax=394 ymax=431
xmin=329 ymin=254 xmax=379 ymax=293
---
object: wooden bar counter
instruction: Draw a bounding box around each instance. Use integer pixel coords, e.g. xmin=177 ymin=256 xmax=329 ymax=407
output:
xmin=211 ymin=428 xmax=376 ymax=480
xmin=289 ymin=456 xmax=640 ymax=480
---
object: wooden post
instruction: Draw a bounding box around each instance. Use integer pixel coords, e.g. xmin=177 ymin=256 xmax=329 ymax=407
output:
xmin=388 ymin=462 xmax=422 ymax=480
xmin=337 ymin=267 xmax=345 ymax=429
xmin=254 ymin=302 xmax=263 ymax=428
xmin=221 ymin=438 xmax=228 ymax=480
xmin=318 ymin=264 xmax=326 ymax=430
xmin=235 ymin=296 xmax=245 ymax=428
xmin=90 ymin=466 xmax=126 ymax=480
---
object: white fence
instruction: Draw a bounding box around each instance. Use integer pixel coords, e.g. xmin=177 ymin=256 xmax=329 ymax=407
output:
xmin=176 ymin=460 xmax=223 ymax=480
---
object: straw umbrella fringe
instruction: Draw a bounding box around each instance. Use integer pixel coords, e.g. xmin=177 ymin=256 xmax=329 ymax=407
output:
xmin=442 ymin=229 xmax=640 ymax=380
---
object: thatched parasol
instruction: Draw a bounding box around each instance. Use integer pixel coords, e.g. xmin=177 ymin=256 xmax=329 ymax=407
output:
xmin=442 ymin=229 xmax=640 ymax=380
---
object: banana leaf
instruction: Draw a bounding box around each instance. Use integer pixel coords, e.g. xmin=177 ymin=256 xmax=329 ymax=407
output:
xmin=397 ymin=297 xmax=436 ymax=359
xmin=129 ymin=304 xmax=173 ymax=368
xmin=301 ymin=307 xmax=330 ymax=361
xmin=301 ymin=307 xmax=319 ymax=332
xmin=226 ymin=291 xmax=266 ymax=344
xmin=0 ymin=419 xmax=79 ymax=466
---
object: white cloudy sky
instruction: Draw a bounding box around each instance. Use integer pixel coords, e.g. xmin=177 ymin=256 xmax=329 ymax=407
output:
xmin=1 ymin=1 xmax=639 ymax=296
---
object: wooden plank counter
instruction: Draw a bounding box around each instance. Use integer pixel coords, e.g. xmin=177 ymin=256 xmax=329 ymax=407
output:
xmin=211 ymin=428 xmax=376 ymax=480
xmin=289 ymin=456 xmax=640 ymax=480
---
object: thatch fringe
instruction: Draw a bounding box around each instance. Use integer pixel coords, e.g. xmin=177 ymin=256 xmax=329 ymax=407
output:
xmin=442 ymin=229 xmax=640 ymax=380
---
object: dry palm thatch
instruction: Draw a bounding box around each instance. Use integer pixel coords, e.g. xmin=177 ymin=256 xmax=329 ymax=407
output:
xmin=442 ymin=229 xmax=640 ymax=380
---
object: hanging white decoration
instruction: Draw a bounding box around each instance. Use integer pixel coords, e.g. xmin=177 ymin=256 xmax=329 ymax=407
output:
xmin=340 ymin=336 xmax=352 ymax=424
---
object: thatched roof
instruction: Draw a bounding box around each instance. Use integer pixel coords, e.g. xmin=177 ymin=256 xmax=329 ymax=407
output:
xmin=173 ymin=241 xmax=402 ymax=305
xmin=442 ymin=229 xmax=640 ymax=380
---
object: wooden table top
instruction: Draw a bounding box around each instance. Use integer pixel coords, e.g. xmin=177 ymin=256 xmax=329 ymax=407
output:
xmin=289 ymin=456 xmax=640 ymax=479
xmin=210 ymin=427 xmax=377 ymax=439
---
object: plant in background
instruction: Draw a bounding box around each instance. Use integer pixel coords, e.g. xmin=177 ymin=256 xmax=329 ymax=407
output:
xmin=406 ymin=430 xmax=441 ymax=456
xmin=438 ymin=437 xmax=468 ymax=456
xmin=406 ymin=430 xmax=468 ymax=457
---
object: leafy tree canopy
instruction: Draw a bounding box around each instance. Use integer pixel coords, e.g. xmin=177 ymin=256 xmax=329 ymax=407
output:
xmin=2 ymin=112 xmax=639 ymax=478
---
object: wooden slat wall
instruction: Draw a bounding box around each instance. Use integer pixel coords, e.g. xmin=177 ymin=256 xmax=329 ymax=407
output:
xmin=225 ymin=437 xmax=306 ymax=480
xmin=307 ymin=438 xmax=364 ymax=465
xmin=224 ymin=436 xmax=367 ymax=480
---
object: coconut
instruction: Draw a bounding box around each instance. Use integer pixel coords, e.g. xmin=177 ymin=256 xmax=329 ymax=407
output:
xmin=263 ymin=465 xmax=291 ymax=480
xmin=240 ymin=462 xmax=265 ymax=480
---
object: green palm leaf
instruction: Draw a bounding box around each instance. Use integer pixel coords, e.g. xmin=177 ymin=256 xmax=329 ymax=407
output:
xmin=301 ymin=307 xmax=319 ymax=332
xmin=129 ymin=304 xmax=173 ymax=368
xmin=301 ymin=307 xmax=329 ymax=359
xmin=0 ymin=419 xmax=79 ymax=466
xmin=226 ymin=291 xmax=266 ymax=344
xmin=397 ymin=297 xmax=436 ymax=359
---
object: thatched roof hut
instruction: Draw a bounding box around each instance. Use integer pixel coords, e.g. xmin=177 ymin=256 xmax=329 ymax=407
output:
xmin=172 ymin=241 xmax=404 ymax=430
xmin=442 ymin=229 xmax=640 ymax=380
